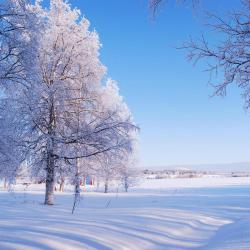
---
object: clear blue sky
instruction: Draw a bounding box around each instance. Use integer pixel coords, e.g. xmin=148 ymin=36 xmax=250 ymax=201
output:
xmin=45 ymin=0 xmax=250 ymax=167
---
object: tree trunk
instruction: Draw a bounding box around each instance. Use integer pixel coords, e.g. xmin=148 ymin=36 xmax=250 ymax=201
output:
xmin=45 ymin=99 xmax=56 ymax=205
xmin=97 ymin=179 xmax=100 ymax=190
xmin=74 ymin=158 xmax=80 ymax=195
xmin=125 ymin=183 xmax=128 ymax=192
xmin=44 ymin=154 xmax=55 ymax=205
xmin=3 ymin=177 xmax=7 ymax=189
xmin=72 ymin=158 xmax=81 ymax=214
xmin=124 ymin=176 xmax=128 ymax=192
xmin=59 ymin=177 xmax=65 ymax=192
xmin=104 ymin=178 xmax=109 ymax=193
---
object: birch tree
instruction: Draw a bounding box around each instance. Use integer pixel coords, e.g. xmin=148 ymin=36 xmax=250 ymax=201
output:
xmin=13 ymin=0 xmax=138 ymax=205
xmin=118 ymin=147 xmax=138 ymax=192
xmin=0 ymin=0 xmax=44 ymax=186
xmin=18 ymin=0 xmax=106 ymax=205
xmin=0 ymin=98 xmax=26 ymax=187
xmin=92 ymin=79 xmax=138 ymax=193
xmin=0 ymin=0 xmax=41 ymax=184
xmin=0 ymin=0 xmax=138 ymax=200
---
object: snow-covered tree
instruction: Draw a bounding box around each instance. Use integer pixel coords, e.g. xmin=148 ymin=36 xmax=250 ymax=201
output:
xmin=0 ymin=97 xmax=27 ymax=187
xmin=0 ymin=0 xmax=138 ymax=205
xmin=17 ymin=0 xmax=106 ymax=205
xmin=10 ymin=0 xmax=138 ymax=205
xmin=93 ymin=79 xmax=138 ymax=193
xmin=98 ymin=155 xmax=119 ymax=193
xmin=118 ymin=147 xmax=138 ymax=192
xmin=0 ymin=0 xmax=47 ymax=189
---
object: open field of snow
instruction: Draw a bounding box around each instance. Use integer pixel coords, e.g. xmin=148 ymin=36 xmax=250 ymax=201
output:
xmin=1 ymin=177 xmax=250 ymax=250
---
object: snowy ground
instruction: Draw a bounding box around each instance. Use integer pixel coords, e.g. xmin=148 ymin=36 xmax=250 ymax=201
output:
xmin=1 ymin=177 xmax=250 ymax=250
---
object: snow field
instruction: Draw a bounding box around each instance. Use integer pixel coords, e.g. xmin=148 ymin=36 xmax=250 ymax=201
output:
xmin=0 ymin=177 xmax=250 ymax=250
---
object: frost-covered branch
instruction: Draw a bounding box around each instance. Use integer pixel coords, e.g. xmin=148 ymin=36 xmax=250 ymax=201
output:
xmin=181 ymin=1 xmax=250 ymax=108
